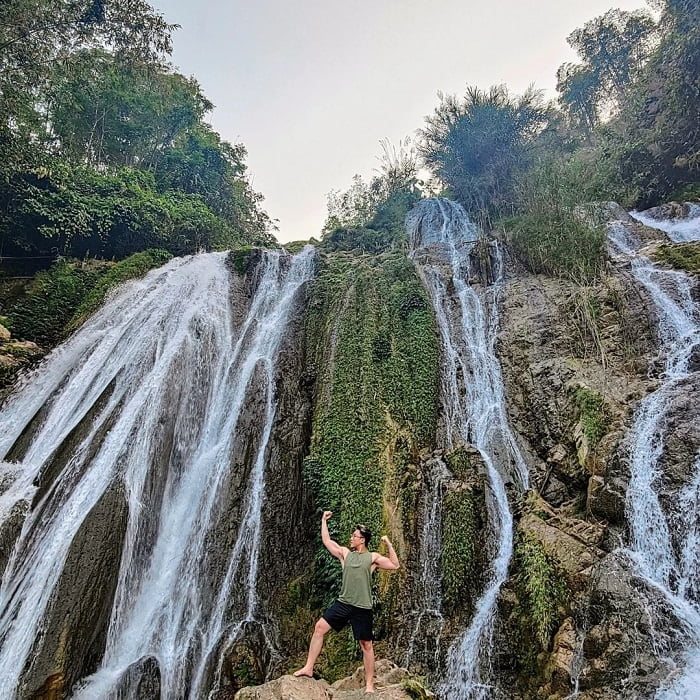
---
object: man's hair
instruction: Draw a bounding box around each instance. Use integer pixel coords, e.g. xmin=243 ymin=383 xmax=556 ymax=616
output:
xmin=355 ymin=524 xmax=372 ymax=546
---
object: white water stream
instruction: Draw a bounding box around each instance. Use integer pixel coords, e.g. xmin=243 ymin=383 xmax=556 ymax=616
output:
xmin=407 ymin=198 xmax=528 ymax=699
xmin=0 ymin=248 xmax=314 ymax=698
xmin=608 ymin=209 xmax=700 ymax=699
xmin=404 ymin=458 xmax=449 ymax=668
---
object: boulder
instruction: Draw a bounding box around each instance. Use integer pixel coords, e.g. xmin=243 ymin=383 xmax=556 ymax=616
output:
xmin=519 ymin=513 xmax=605 ymax=586
xmin=233 ymin=660 xmax=432 ymax=699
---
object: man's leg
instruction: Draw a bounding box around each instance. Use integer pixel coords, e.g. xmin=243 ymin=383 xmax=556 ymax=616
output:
xmin=294 ymin=618 xmax=332 ymax=677
xmin=359 ymin=639 xmax=375 ymax=693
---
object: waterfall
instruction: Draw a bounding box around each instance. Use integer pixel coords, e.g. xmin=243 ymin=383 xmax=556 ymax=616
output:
xmin=607 ymin=210 xmax=700 ymax=698
xmin=630 ymin=203 xmax=700 ymax=242
xmin=407 ymin=198 xmax=528 ymax=699
xmin=0 ymin=247 xmax=314 ymax=699
xmin=404 ymin=457 xmax=449 ymax=668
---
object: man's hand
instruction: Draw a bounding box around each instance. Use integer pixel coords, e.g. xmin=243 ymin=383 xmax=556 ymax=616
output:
xmin=373 ymin=535 xmax=400 ymax=571
xmin=322 ymin=511 xmax=333 ymax=521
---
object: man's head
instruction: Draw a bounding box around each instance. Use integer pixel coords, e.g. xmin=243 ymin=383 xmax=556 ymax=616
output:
xmin=350 ymin=524 xmax=372 ymax=550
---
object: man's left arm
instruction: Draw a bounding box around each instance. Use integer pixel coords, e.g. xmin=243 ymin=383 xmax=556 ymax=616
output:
xmin=372 ymin=536 xmax=400 ymax=571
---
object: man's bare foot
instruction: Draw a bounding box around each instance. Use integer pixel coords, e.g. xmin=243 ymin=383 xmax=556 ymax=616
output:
xmin=293 ymin=667 xmax=314 ymax=678
xmin=365 ymin=687 xmax=375 ymax=694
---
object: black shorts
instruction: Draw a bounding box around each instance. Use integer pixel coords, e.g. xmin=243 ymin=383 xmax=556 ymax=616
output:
xmin=322 ymin=600 xmax=374 ymax=641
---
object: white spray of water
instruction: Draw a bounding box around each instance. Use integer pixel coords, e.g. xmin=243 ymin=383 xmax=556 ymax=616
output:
xmin=0 ymin=248 xmax=314 ymax=699
xmin=607 ymin=210 xmax=700 ymax=699
xmin=405 ymin=458 xmax=449 ymax=667
xmin=630 ymin=202 xmax=700 ymax=242
xmin=407 ymin=198 xmax=528 ymax=699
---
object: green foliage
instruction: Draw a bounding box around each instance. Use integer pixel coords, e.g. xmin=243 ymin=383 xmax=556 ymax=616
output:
xmin=502 ymin=212 xmax=605 ymax=281
xmin=401 ymin=676 xmax=433 ymax=699
xmin=573 ymin=387 xmax=609 ymax=446
xmin=68 ymin=248 xmax=171 ymax=328
xmin=0 ymin=161 xmax=256 ymax=259
xmin=8 ymin=249 xmax=171 ymax=346
xmin=321 ymin=139 xmax=422 ymax=252
xmin=303 ymin=251 xmax=439 ymax=603
xmin=8 ymin=260 xmax=101 ymax=346
xmin=652 ymin=241 xmax=700 ymax=275
xmin=444 ymin=446 xmax=477 ymax=481
xmin=500 ymin=153 xmax=610 ymax=281
xmin=419 ymin=85 xmax=552 ymax=225
xmin=48 ymin=50 xmax=212 ymax=169
xmin=0 ymin=0 xmax=174 ymax=142
xmin=581 ymin=1 xmax=699 ymax=206
xmin=557 ymin=9 xmax=657 ymax=131
xmin=0 ymin=2 xmax=274 ymax=261
xmin=227 ymin=247 xmax=255 ymax=276
xmin=441 ymin=487 xmax=482 ymax=615
xmin=513 ymin=532 xmax=567 ymax=655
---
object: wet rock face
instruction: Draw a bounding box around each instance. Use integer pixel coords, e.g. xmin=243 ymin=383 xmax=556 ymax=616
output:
xmin=578 ymin=552 xmax=684 ymax=699
xmin=655 ymin=373 xmax=700 ymax=496
xmin=497 ymin=269 xmax=655 ymax=515
xmin=21 ymin=482 xmax=128 ymax=698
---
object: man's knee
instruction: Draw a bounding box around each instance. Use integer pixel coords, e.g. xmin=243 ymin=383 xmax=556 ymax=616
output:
xmin=359 ymin=639 xmax=373 ymax=652
xmin=314 ymin=618 xmax=331 ymax=636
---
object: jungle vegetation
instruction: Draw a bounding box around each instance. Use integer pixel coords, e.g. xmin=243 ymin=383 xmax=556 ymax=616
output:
xmin=322 ymin=0 xmax=699 ymax=280
xmin=0 ymin=0 xmax=275 ymax=266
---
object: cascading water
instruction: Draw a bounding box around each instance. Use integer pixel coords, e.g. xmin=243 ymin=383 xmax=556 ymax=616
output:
xmin=407 ymin=198 xmax=528 ymax=699
xmin=607 ymin=210 xmax=700 ymax=698
xmin=630 ymin=202 xmax=700 ymax=242
xmin=0 ymin=247 xmax=314 ymax=699
xmin=404 ymin=457 xmax=449 ymax=668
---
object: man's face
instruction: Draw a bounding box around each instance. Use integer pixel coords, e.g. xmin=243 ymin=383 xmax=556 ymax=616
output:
xmin=349 ymin=530 xmax=364 ymax=549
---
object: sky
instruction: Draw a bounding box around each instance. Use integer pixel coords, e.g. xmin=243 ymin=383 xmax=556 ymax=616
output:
xmin=150 ymin=0 xmax=650 ymax=243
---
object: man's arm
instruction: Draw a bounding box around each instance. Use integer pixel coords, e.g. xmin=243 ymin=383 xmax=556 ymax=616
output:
xmin=321 ymin=510 xmax=348 ymax=562
xmin=372 ymin=536 xmax=400 ymax=571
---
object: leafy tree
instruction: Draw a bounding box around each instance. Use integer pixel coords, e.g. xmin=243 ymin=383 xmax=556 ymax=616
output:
xmin=156 ymin=125 xmax=274 ymax=244
xmin=321 ymin=139 xmax=421 ymax=252
xmin=555 ymin=63 xmax=601 ymax=135
xmin=556 ymin=9 xmax=657 ymax=130
xmin=0 ymin=0 xmax=174 ymax=139
xmin=597 ymin=0 xmax=699 ymax=205
xmin=47 ymin=49 xmax=212 ymax=169
xmin=418 ymin=85 xmax=551 ymax=224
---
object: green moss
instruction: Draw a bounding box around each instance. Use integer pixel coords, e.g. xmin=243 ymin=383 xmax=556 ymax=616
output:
xmin=401 ymin=675 xmax=433 ymax=699
xmin=302 ymin=249 xmax=440 ymax=606
xmin=441 ymin=487 xmax=483 ymax=615
xmin=512 ymin=532 xmax=567 ymax=663
xmin=8 ymin=260 xmax=101 ymax=346
xmin=7 ymin=250 xmax=172 ymax=348
xmin=283 ymin=239 xmax=319 ymax=254
xmin=652 ymin=242 xmax=700 ymax=275
xmin=573 ymin=386 xmax=608 ymax=446
xmin=314 ymin=626 xmax=360 ymax=682
xmin=445 ymin=446 xmax=478 ymax=481
xmin=227 ymin=245 xmax=255 ymax=275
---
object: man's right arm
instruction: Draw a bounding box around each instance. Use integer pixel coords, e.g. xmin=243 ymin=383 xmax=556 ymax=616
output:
xmin=321 ymin=511 xmax=348 ymax=562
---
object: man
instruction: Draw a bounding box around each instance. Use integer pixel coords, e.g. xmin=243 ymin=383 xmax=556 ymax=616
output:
xmin=294 ymin=510 xmax=400 ymax=694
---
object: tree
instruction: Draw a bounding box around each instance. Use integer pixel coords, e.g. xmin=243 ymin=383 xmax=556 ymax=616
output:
xmin=556 ymin=9 xmax=657 ymax=130
xmin=419 ymin=85 xmax=551 ymax=224
xmin=602 ymin=0 xmax=700 ymax=204
xmin=47 ymin=49 xmax=212 ymax=169
xmin=0 ymin=0 xmax=175 ymax=141
xmin=556 ymin=63 xmax=600 ymax=135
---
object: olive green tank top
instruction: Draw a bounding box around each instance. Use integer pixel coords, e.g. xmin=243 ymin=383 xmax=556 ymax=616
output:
xmin=338 ymin=550 xmax=373 ymax=609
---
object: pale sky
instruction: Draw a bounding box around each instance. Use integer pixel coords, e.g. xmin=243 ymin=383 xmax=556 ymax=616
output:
xmin=150 ymin=1 xmax=650 ymax=242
